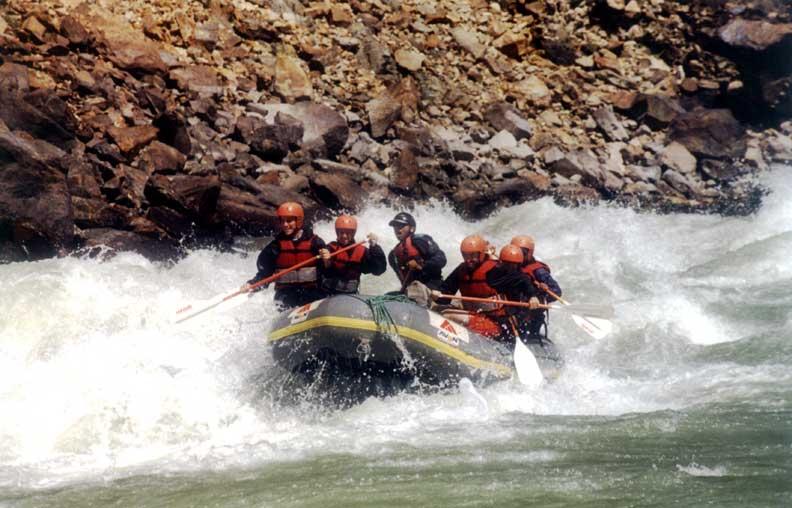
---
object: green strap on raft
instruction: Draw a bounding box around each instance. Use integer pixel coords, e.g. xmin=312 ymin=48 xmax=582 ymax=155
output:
xmin=349 ymin=294 xmax=413 ymax=334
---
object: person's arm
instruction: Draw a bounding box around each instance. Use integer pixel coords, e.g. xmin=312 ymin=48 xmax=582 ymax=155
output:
xmin=534 ymin=267 xmax=562 ymax=300
xmin=361 ymin=244 xmax=387 ymax=275
xmin=434 ymin=265 xmax=462 ymax=305
xmin=413 ymin=235 xmax=447 ymax=272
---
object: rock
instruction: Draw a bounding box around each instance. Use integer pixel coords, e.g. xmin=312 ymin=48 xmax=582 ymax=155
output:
xmin=274 ymin=50 xmax=313 ymax=101
xmin=489 ymin=130 xmax=518 ymax=151
xmin=593 ymin=105 xmax=628 ymax=141
xmin=718 ymin=18 xmax=792 ymax=51
xmin=145 ymin=174 xmax=221 ymax=224
xmin=72 ymin=4 xmax=168 ymax=74
xmin=659 ymin=142 xmax=697 ymax=174
xmin=628 ymin=164 xmax=662 ymax=183
xmin=514 ymin=75 xmax=552 ymax=107
xmin=484 ymin=102 xmax=533 ymax=140
xmin=106 ymin=125 xmax=159 ymax=153
xmin=699 ymin=159 xmax=750 ymax=182
xmin=663 ymin=169 xmax=701 ymax=197
xmin=669 ymin=108 xmax=746 ymax=159
xmin=138 ymin=141 xmax=187 ymax=173
xmin=544 ymin=146 xmax=604 ymax=187
xmin=103 ymin=165 xmax=149 ymax=208
xmin=390 ymin=144 xmax=420 ymax=192
xmin=236 ymin=112 xmax=303 ymax=162
xmin=0 ymin=127 xmax=73 ymax=260
xmin=395 ymin=48 xmax=425 ymax=71
xmin=71 ymin=196 xmax=129 ymax=229
xmin=553 ymin=183 xmax=601 ymax=206
xmin=248 ymin=102 xmax=348 ymax=158
xmin=766 ymin=132 xmax=792 ymax=162
xmin=310 ymin=171 xmax=366 ymax=211
xmin=452 ymin=27 xmax=488 ymax=59
xmin=77 ymin=228 xmax=181 ymax=261
xmin=366 ymin=77 xmax=420 ymax=138
xmin=646 ymin=95 xmax=685 ymax=126
xmin=67 ymin=157 xmax=103 ymax=199
xmin=169 ymin=66 xmax=225 ymax=96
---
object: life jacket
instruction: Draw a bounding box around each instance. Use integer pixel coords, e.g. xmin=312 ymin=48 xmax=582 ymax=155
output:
xmin=393 ymin=235 xmax=421 ymax=281
xmin=521 ymin=259 xmax=551 ymax=282
xmin=324 ymin=241 xmax=367 ymax=293
xmin=274 ymin=233 xmax=318 ymax=288
xmin=457 ymin=258 xmax=507 ymax=316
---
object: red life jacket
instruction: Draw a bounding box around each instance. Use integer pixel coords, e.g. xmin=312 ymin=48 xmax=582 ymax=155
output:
xmin=457 ymin=258 xmax=507 ymax=316
xmin=521 ymin=259 xmax=550 ymax=282
xmin=393 ymin=235 xmax=421 ymax=280
xmin=326 ymin=241 xmax=367 ymax=293
xmin=274 ymin=233 xmax=318 ymax=288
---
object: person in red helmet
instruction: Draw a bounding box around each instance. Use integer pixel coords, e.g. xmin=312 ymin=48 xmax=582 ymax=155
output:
xmin=482 ymin=244 xmax=543 ymax=345
xmin=387 ymin=211 xmax=447 ymax=291
xmin=435 ymin=235 xmax=504 ymax=338
xmin=511 ymin=235 xmax=562 ymax=341
xmin=244 ymin=201 xmax=327 ymax=309
xmin=318 ymin=214 xmax=386 ymax=295
xmin=432 ymin=243 xmax=541 ymax=345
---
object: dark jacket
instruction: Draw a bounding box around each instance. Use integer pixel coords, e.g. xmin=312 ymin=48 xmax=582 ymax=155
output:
xmin=484 ymin=264 xmax=545 ymax=341
xmin=321 ymin=242 xmax=387 ymax=294
xmin=387 ymin=233 xmax=447 ymax=290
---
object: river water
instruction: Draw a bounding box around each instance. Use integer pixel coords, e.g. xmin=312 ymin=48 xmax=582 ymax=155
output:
xmin=1 ymin=169 xmax=790 ymax=507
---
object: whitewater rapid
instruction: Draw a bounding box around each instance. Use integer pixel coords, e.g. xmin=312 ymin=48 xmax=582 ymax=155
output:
xmin=1 ymin=168 xmax=790 ymax=491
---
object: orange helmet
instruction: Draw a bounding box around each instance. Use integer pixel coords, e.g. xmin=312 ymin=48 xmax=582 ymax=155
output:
xmin=511 ymin=235 xmax=535 ymax=252
xmin=277 ymin=202 xmax=304 ymax=227
xmin=335 ymin=214 xmax=357 ymax=231
xmin=499 ymin=244 xmax=524 ymax=264
xmin=460 ymin=235 xmax=487 ymax=256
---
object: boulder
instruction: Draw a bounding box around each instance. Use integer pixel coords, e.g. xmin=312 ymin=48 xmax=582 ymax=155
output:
xmin=718 ymin=18 xmax=792 ymax=51
xmin=248 ymin=102 xmax=348 ymax=158
xmin=669 ymin=108 xmax=746 ymax=159
xmin=310 ymin=172 xmax=367 ymax=211
xmin=366 ymin=77 xmax=420 ymax=138
xmin=659 ymin=142 xmax=697 ymax=175
xmin=484 ymin=102 xmax=533 ymax=140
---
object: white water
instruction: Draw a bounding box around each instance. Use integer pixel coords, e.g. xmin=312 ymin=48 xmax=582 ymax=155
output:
xmin=1 ymin=169 xmax=791 ymax=491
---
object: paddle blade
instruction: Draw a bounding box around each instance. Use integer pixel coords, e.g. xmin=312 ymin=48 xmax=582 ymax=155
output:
xmin=571 ymin=314 xmax=613 ymax=340
xmin=513 ymin=339 xmax=543 ymax=388
xmin=549 ymin=303 xmax=615 ymax=319
xmin=173 ymin=288 xmax=244 ymax=324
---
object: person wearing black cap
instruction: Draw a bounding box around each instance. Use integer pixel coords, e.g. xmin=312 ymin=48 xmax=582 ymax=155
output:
xmin=387 ymin=212 xmax=447 ymax=291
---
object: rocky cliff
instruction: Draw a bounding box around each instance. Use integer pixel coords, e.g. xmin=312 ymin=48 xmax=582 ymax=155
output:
xmin=1 ymin=0 xmax=791 ymax=261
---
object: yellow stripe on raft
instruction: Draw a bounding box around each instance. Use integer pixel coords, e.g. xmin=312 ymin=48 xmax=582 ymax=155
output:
xmin=268 ymin=316 xmax=513 ymax=378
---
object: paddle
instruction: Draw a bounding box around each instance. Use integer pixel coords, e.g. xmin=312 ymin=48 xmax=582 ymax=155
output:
xmin=540 ymin=287 xmax=613 ymax=340
xmin=174 ymin=240 xmax=367 ymax=324
xmin=513 ymin=338 xmax=543 ymax=388
xmin=434 ymin=293 xmax=613 ymax=340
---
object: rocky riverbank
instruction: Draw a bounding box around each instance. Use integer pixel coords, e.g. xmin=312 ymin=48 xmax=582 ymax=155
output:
xmin=1 ymin=0 xmax=791 ymax=262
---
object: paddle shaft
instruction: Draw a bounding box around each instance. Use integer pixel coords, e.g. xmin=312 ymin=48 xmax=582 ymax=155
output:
xmin=175 ymin=240 xmax=366 ymax=318
xmin=436 ymin=293 xmax=551 ymax=310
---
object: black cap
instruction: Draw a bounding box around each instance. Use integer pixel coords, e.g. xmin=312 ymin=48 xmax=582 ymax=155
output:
xmin=388 ymin=212 xmax=416 ymax=228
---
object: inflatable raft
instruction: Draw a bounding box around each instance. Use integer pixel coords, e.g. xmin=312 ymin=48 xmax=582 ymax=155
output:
xmin=267 ymin=294 xmax=561 ymax=404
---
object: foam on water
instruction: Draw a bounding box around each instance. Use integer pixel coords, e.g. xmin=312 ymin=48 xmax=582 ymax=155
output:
xmin=1 ymin=168 xmax=791 ymax=489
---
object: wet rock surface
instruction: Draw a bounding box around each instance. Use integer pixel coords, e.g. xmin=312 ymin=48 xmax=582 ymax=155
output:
xmin=0 ymin=0 xmax=790 ymax=261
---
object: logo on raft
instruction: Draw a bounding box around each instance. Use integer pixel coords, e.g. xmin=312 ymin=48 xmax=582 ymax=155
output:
xmin=288 ymin=300 xmax=323 ymax=324
xmin=429 ymin=313 xmax=470 ymax=346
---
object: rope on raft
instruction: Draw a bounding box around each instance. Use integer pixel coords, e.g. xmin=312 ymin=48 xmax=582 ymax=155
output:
xmin=351 ymin=294 xmax=412 ymax=334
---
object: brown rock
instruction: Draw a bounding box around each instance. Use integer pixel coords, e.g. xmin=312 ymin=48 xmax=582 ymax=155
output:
xmin=330 ymin=4 xmax=355 ymax=25
xmin=593 ymin=105 xmax=628 ymax=141
xmin=274 ymin=50 xmax=313 ymax=101
xmin=138 ymin=141 xmax=187 ymax=173
xmin=646 ymin=95 xmax=684 ymax=126
xmin=77 ymin=228 xmax=180 ymax=261
xmin=391 ymin=144 xmax=419 ymax=192
xmin=107 ymin=125 xmax=159 ymax=153
xmin=366 ymin=77 xmax=420 ymax=138
xmin=170 ymin=66 xmax=225 ymax=96
xmin=544 ymin=146 xmax=604 ymax=187
xmin=485 ymin=102 xmax=533 ymax=141
xmin=718 ymin=18 xmax=792 ymax=51
xmin=452 ymin=27 xmax=487 ymax=59
xmin=659 ymin=142 xmax=697 ymax=175
xmin=310 ymin=172 xmax=366 ymax=210
xmin=669 ymin=108 xmax=746 ymax=159
xmin=395 ymin=48 xmax=425 ymax=71
xmin=145 ymin=174 xmax=221 ymax=223
xmin=71 ymin=196 xmax=129 ymax=228
xmin=60 ymin=15 xmax=89 ymax=45
xmin=248 ymin=102 xmax=348 ymax=158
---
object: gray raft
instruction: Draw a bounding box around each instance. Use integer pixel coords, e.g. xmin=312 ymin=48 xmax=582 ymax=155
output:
xmin=267 ymin=294 xmax=561 ymax=404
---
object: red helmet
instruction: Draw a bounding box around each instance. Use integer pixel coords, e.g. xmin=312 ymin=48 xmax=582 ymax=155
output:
xmin=499 ymin=244 xmax=524 ymax=264
xmin=277 ymin=202 xmax=304 ymax=227
xmin=460 ymin=235 xmax=487 ymax=256
xmin=511 ymin=235 xmax=535 ymax=252
xmin=335 ymin=214 xmax=357 ymax=232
